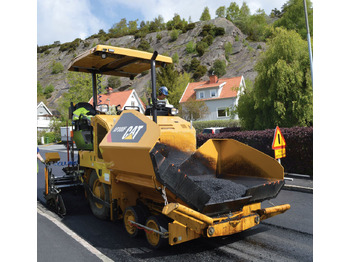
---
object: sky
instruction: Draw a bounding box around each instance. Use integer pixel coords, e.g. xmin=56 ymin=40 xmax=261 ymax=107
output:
xmin=37 ymin=0 xmax=289 ymax=46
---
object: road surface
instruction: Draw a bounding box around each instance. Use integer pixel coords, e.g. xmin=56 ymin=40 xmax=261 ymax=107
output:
xmin=37 ymin=144 xmax=313 ymax=261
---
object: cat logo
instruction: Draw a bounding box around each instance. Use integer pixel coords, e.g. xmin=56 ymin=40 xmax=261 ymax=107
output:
xmin=107 ymin=113 xmax=146 ymax=143
xmin=121 ymin=125 xmax=144 ymax=140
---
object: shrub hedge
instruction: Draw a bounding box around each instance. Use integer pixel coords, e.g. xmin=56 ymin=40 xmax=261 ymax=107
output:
xmin=43 ymin=132 xmax=60 ymax=144
xmin=197 ymin=126 xmax=313 ymax=177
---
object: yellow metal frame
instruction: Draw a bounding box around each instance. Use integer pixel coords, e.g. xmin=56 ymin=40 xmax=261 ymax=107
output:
xmin=162 ymin=202 xmax=290 ymax=245
xmin=44 ymin=152 xmax=61 ymax=195
xmin=68 ymin=44 xmax=172 ymax=77
xmin=67 ymin=44 xmax=291 ymax=247
xmin=45 ymin=152 xmax=60 ymax=164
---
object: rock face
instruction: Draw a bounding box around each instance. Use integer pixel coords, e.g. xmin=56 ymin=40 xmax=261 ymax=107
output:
xmin=37 ymin=17 xmax=265 ymax=110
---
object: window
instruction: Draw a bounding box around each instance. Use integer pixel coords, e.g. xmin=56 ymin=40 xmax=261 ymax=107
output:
xmin=131 ymin=101 xmax=135 ymax=106
xmin=198 ymin=91 xmax=204 ymax=99
xmin=210 ymin=89 xmax=217 ymax=97
xmin=217 ymin=107 xmax=230 ymax=118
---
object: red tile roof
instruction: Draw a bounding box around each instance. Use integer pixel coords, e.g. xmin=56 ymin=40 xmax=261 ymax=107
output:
xmin=89 ymin=89 xmax=142 ymax=109
xmin=180 ymin=76 xmax=243 ymax=103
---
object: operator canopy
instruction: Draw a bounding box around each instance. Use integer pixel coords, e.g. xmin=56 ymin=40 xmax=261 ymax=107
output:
xmin=68 ymin=45 xmax=173 ymax=78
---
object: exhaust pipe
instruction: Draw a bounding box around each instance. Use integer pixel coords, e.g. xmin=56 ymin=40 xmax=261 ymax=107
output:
xmin=150 ymin=51 xmax=158 ymax=123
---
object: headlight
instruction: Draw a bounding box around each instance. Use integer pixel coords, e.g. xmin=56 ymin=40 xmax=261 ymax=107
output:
xmin=171 ymin=108 xmax=178 ymax=115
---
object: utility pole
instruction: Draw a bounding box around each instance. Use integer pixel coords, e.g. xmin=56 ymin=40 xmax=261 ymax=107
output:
xmin=303 ymin=0 xmax=313 ymax=88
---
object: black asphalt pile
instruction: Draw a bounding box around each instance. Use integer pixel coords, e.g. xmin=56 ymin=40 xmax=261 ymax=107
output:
xmin=153 ymin=143 xmax=247 ymax=205
xmin=179 ymin=152 xmax=215 ymax=177
xmin=190 ymin=175 xmax=247 ymax=204
xmin=153 ymin=143 xmax=191 ymax=166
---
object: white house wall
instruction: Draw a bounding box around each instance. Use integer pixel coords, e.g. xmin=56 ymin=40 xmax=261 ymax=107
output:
xmin=196 ymin=88 xmax=219 ymax=100
xmin=37 ymin=118 xmax=52 ymax=132
xmin=37 ymin=102 xmax=53 ymax=131
xmin=124 ymin=90 xmax=145 ymax=114
xmin=199 ymin=98 xmax=236 ymax=121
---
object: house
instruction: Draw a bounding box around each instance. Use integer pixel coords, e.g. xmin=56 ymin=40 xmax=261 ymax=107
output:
xmin=179 ymin=75 xmax=245 ymax=121
xmin=37 ymin=101 xmax=53 ymax=132
xmin=89 ymin=89 xmax=146 ymax=114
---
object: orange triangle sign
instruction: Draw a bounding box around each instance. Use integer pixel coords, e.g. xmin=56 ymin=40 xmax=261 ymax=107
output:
xmin=272 ymin=126 xmax=286 ymax=149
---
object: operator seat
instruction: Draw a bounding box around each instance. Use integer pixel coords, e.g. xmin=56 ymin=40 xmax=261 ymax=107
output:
xmin=70 ymin=102 xmax=96 ymax=150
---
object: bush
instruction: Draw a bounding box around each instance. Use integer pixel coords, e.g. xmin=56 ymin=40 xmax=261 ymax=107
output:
xmin=44 ymin=84 xmax=54 ymax=94
xmin=200 ymin=25 xmax=225 ymax=37
xmin=200 ymin=25 xmax=214 ymax=37
xmin=172 ymin=52 xmax=179 ymax=64
xmin=186 ymin=41 xmax=196 ymax=54
xmin=193 ymin=65 xmax=207 ymax=80
xmin=138 ymin=39 xmax=150 ymax=51
xmin=186 ymin=23 xmax=196 ymax=31
xmin=190 ymin=58 xmax=200 ymax=71
xmin=224 ymin=42 xmax=232 ymax=60
xmin=214 ymin=27 xmax=225 ymax=36
xmin=51 ymin=61 xmax=64 ymax=74
xmin=197 ymin=126 xmax=313 ymax=177
xmin=170 ymin=29 xmax=180 ymax=41
xmin=43 ymin=132 xmax=59 ymax=144
xmin=59 ymin=38 xmax=81 ymax=53
xmin=209 ymin=59 xmax=226 ymax=78
xmin=107 ymin=76 xmax=121 ymax=89
xmin=203 ymin=35 xmax=214 ymax=46
xmin=196 ymin=41 xmax=208 ymax=56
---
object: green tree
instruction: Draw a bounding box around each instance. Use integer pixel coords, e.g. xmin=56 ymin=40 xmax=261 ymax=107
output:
xmin=166 ymin=13 xmax=188 ymax=32
xmin=179 ymin=97 xmax=209 ymax=121
xmin=128 ymin=19 xmax=138 ymax=34
xmin=232 ymin=1 xmax=252 ymax=37
xmin=270 ymin=8 xmax=282 ymax=18
xmin=244 ymin=9 xmax=270 ymax=41
xmin=237 ymin=28 xmax=312 ymax=130
xmin=200 ymin=7 xmax=211 ymax=21
xmin=190 ymin=58 xmax=200 ymax=71
xmin=49 ymin=117 xmax=65 ymax=140
xmin=193 ymin=65 xmax=207 ymax=80
xmin=149 ymin=15 xmax=165 ymax=32
xmin=109 ymin=18 xmax=128 ymax=37
xmin=57 ymin=72 xmax=96 ymax=120
xmin=209 ymin=59 xmax=226 ymax=78
xmin=216 ymin=6 xmax=226 ymax=18
xmin=107 ymin=76 xmax=121 ymax=89
xmin=155 ymin=63 xmax=191 ymax=108
xmin=226 ymin=2 xmax=240 ymax=21
xmin=239 ymin=1 xmax=251 ymax=19
xmin=273 ymin=0 xmax=313 ymax=40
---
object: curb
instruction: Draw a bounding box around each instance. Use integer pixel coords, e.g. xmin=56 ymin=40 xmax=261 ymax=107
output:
xmin=284 ymin=173 xmax=311 ymax=179
xmin=283 ymin=184 xmax=313 ymax=193
xmin=39 ymin=143 xmax=57 ymax=147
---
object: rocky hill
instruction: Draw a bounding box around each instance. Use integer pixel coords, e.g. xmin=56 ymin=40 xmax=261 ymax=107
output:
xmin=37 ymin=18 xmax=266 ymax=111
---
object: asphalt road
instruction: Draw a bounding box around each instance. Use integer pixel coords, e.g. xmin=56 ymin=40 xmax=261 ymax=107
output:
xmin=37 ymin=144 xmax=313 ymax=261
